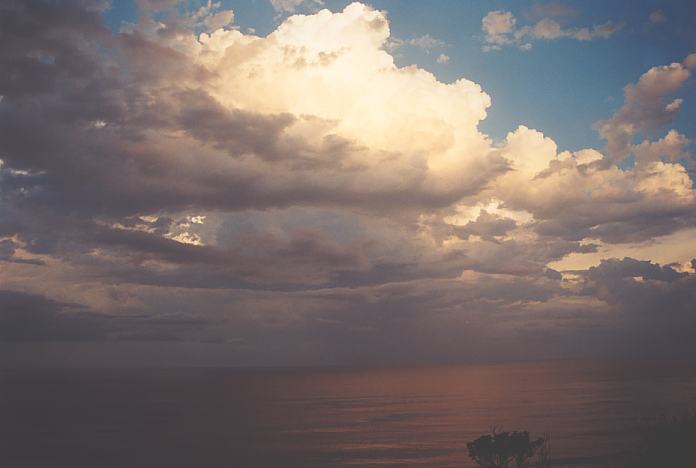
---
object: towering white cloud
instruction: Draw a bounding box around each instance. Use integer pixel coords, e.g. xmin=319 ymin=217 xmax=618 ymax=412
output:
xmin=140 ymin=2 xmax=502 ymax=205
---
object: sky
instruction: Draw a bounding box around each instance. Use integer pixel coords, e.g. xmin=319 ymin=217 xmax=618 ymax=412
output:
xmin=1 ymin=0 xmax=696 ymax=367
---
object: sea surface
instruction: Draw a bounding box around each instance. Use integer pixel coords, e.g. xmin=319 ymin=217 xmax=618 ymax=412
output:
xmin=2 ymin=359 xmax=696 ymax=468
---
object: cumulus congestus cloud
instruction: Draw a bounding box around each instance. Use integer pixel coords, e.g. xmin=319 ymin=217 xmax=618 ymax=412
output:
xmin=0 ymin=1 xmax=695 ymax=366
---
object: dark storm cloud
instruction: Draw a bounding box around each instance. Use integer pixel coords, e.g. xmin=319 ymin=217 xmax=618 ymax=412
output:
xmin=44 ymin=220 xmax=474 ymax=290
xmin=448 ymin=230 xmax=597 ymax=276
xmin=0 ymin=289 xmax=211 ymax=343
xmin=583 ymin=257 xmax=696 ymax=313
xmin=0 ymin=0 xmax=510 ymax=337
xmin=571 ymin=257 xmax=696 ymax=355
xmin=0 ymin=0 xmax=502 ymax=229
xmin=175 ymin=89 xmax=296 ymax=161
xmin=0 ymin=0 xmax=110 ymax=97
xmin=587 ymin=257 xmax=687 ymax=283
xmin=453 ymin=211 xmax=517 ymax=241
xmin=0 ymin=290 xmax=104 ymax=342
xmin=532 ymin=213 xmax=696 ymax=244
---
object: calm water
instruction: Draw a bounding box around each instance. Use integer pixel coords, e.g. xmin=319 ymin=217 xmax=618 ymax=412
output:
xmin=2 ymin=360 xmax=696 ymax=468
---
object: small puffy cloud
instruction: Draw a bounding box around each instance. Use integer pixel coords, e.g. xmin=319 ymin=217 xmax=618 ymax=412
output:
xmin=649 ymin=9 xmax=666 ymax=24
xmin=685 ymin=53 xmax=696 ymax=69
xmin=405 ymin=34 xmax=445 ymax=51
xmin=436 ymin=53 xmax=450 ymax=64
xmin=192 ymin=1 xmax=235 ymax=30
xmin=202 ymin=10 xmax=234 ymax=30
xmin=482 ymin=10 xmax=517 ymax=47
xmin=483 ymin=9 xmax=621 ymax=51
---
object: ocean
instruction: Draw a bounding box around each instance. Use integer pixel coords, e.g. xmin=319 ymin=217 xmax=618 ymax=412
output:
xmin=2 ymin=359 xmax=696 ymax=467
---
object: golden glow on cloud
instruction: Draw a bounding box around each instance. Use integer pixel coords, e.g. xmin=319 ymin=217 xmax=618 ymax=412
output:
xmin=157 ymin=3 xmax=496 ymax=196
xmin=551 ymin=228 xmax=696 ymax=272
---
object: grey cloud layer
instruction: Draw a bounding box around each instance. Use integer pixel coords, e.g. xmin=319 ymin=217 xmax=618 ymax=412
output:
xmin=0 ymin=289 xmax=208 ymax=343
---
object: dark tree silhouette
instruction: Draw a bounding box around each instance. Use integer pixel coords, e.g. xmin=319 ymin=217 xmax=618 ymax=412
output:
xmin=467 ymin=430 xmax=549 ymax=468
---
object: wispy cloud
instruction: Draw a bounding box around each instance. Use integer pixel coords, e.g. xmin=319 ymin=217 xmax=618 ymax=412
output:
xmin=530 ymin=2 xmax=578 ymax=19
xmin=482 ymin=9 xmax=622 ymax=51
xmin=270 ymin=0 xmax=324 ymax=14
xmin=387 ymin=33 xmax=447 ymax=53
